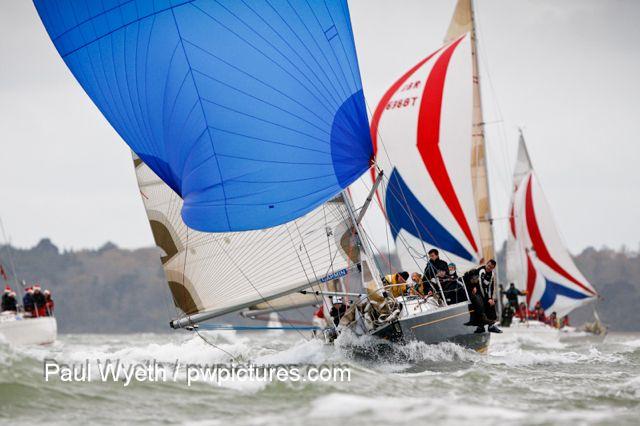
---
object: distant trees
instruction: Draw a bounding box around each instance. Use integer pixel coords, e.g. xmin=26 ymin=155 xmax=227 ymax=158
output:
xmin=1 ymin=240 xmax=638 ymax=332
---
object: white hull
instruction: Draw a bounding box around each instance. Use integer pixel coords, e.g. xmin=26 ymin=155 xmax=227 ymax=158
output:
xmin=0 ymin=313 xmax=57 ymax=345
xmin=505 ymin=319 xmax=559 ymax=335
xmin=494 ymin=319 xmax=605 ymax=344
xmin=559 ymin=326 xmax=607 ymax=344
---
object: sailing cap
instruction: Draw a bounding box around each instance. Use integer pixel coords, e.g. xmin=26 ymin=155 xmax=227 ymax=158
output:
xmin=4 ymin=286 xmax=10 ymax=293
xmin=33 ymin=285 xmax=41 ymax=291
xmin=44 ymin=289 xmax=50 ymax=295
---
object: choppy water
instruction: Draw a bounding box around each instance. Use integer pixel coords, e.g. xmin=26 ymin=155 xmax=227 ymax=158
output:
xmin=1 ymin=330 xmax=639 ymax=425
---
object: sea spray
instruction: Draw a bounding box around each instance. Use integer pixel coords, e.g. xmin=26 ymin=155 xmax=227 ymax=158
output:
xmin=2 ymin=332 xmax=640 ymax=425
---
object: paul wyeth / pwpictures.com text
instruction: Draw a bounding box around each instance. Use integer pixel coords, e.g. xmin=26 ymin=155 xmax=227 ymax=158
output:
xmin=43 ymin=359 xmax=351 ymax=387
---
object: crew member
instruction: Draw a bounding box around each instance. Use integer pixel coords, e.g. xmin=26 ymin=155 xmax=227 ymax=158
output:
xmin=440 ymin=263 xmax=463 ymax=304
xmin=409 ymin=272 xmax=429 ymax=297
xmin=329 ymin=296 xmax=347 ymax=327
xmin=446 ymin=263 xmax=459 ymax=281
xmin=517 ymin=302 xmax=529 ymax=322
xmin=463 ymin=268 xmax=491 ymax=333
xmin=44 ymin=289 xmax=54 ymax=316
xmin=33 ymin=285 xmax=47 ymax=317
xmin=423 ymin=249 xmax=449 ymax=282
xmin=478 ymin=260 xmax=501 ymax=333
xmin=530 ymin=301 xmax=545 ymax=323
xmin=382 ymin=271 xmax=409 ymax=298
xmin=501 ymin=304 xmax=515 ymax=327
xmin=23 ymin=287 xmax=34 ymax=316
xmin=502 ymin=283 xmax=527 ymax=309
xmin=464 ymin=260 xmax=502 ymax=333
xmin=1 ymin=286 xmax=17 ymax=312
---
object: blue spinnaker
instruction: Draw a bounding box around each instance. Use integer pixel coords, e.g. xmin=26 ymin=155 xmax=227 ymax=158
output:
xmin=34 ymin=0 xmax=372 ymax=232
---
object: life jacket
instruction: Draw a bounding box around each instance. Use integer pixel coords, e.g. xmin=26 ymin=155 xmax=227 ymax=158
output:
xmin=383 ymin=274 xmax=407 ymax=298
xmin=37 ymin=306 xmax=47 ymax=318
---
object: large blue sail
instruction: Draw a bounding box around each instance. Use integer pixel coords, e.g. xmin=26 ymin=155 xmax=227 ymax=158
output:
xmin=34 ymin=0 xmax=372 ymax=232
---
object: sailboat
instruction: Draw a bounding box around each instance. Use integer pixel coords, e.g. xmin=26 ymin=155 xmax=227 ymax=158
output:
xmin=503 ymin=130 xmax=604 ymax=339
xmin=368 ymin=0 xmax=496 ymax=346
xmin=371 ymin=0 xmax=602 ymax=342
xmin=0 ymin=219 xmax=57 ymax=346
xmin=34 ymin=0 xmax=491 ymax=353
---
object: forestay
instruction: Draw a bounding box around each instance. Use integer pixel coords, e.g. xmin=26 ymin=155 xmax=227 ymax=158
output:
xmin=507 ymin=134 xmax=597 ymax=316
xmin=34 ymin=0 xmax=372 ymax=232
xmin=132 ymin=154 xmax=356 ymax=325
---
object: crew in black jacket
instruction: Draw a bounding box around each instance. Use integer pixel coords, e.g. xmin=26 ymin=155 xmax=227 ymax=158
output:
xmin=1 ymin=287 xmax=17 ymax=312
xmin=463 ymin=260 xmax=502 ymax=334
xmin=423 ymin=249 xmax=449 ymax=282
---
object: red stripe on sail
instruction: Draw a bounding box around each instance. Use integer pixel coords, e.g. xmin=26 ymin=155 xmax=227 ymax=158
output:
xmin=369 ymin=46 xmax=444 ymax=209
xmin=509 ymin=199 xmax=516 ymax=237
xmin=524 ymin=176 xmax=596 ymax=296
xmin=525 ymin=251 xmax=536 ymax=306
xmin=416 ymin=35 xmax=478 ymax=253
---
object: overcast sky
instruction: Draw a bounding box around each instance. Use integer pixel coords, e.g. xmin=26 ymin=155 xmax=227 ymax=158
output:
xmin=0 ymin=0 xmax=638 ymax=253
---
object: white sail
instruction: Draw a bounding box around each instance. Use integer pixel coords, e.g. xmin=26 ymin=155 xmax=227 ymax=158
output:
xmin=371 ymin=13 xmax=483 ymax=272
xmin=505 ymin=130 xmax=533 ymax=290
xmin=132 ymin=154 xmax=357 ymax=324
xmin=507 ymin=137 xmax=597 ymax=316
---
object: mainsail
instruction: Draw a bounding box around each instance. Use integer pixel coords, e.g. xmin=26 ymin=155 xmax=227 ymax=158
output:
xmin=34 ymin=0 xmax=373 ymax=233
xmin=35 ymin=0 xmax=376 ymax=328
xmin=506 ymin=132 xmax=597 ymax=317
xmin=133 ymin=153 xmax=357 ymax=327
xmin=370 ymin=0 xmax=493 ymax=272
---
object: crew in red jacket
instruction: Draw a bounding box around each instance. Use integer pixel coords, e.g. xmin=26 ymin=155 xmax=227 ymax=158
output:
xmin=33 ymin=285 xmax=47 ymax=317
xmin=516 ymin=302 xmax=528 ymax=322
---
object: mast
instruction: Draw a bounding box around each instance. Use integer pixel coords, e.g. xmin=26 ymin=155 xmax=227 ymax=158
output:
xmin=445 ymin=0 xmax=496 ymax=261
xmin=342 ymin=189 xmax=384 ymax=290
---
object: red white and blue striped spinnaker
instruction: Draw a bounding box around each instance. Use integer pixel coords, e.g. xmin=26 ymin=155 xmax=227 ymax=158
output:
xmin=508 ymin=161 xmax=597 ymax=316
xmin=371 ymin=34 xmax=482 ymax=271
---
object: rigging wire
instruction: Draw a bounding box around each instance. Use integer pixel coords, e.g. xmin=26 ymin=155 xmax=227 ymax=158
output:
xmin=193 ymin=326 xmax=241 ymax=363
